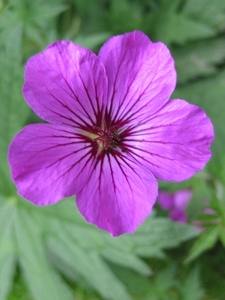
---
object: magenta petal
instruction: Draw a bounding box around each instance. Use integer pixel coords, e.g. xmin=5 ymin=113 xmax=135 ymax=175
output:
xmin=130 ymin=99 xmax=214 ymax=181
xmin=76 ymin=157 xmax=158 ymax=236
xmin=169 ymin=209 xmax=187 ymax=223
xmin=8 ymin=124 xmax=92 ymax=205
xmin=157 ymin=191 xmax=174 ymax=210
xmin=158 ymin=189 xmax=191 ymax=223
xmin=204 ymin=208 xmax=215 ymax=214
xmin=23 ymin=41 xmax=108 ymax=127
xmin=173 ymin=189 xmax=192 ymax=210
xmin=98 ymin=31 xmax=176 ymax=124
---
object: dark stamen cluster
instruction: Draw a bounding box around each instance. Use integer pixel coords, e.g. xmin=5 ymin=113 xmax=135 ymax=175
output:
xmin=93 ymin=125 xmax=122 ymax=152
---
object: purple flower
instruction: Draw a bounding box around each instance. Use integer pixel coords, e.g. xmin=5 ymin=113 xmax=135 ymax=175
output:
xmin=8 ymin=31 xmax=214 ymax=236
xmin=158 ymin=190 xmax=192 ymax=223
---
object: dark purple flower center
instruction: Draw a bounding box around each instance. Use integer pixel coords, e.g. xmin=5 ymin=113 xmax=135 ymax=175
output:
xmin=80 ymin=114 xmax=129 ymax=158
xmin=93 ymin=125 xmax=121 ymax=148
xmin=77 ymin=106 xmax=134 ymax=160
xmin=91 ymin=124 xmax=125 ymax=156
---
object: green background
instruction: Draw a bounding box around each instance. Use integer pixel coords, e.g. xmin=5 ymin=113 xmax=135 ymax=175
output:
xmin=0 ymin=0 xmax=225 ymax=299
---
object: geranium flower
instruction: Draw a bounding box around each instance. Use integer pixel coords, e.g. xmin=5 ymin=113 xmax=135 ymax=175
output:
xmin=157 ymin=190 xmax=192 ymax=223
xmin=8 ymin=31 xmax=214 ymax=236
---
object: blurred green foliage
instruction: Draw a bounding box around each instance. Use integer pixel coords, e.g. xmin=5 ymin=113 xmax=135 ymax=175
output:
xmin=0 ymin=0 xmax=225 ymax=299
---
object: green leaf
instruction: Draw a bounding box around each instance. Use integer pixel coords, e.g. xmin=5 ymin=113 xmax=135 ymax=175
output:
xmin=44 ymin=199 xmax=198 ymax=297
xmin=0 ymin=18 xmax=25 ymax=195
xmin=150 ymin=11 xmax=215 ymax=45
xmin=15 ymin=205 xmax=73 ymax=300
xmin=0 ymin=0 xmax=67 ymax=55
xmin=173 ymin=38 xmax=225 ymax=84
xmin=0 ymin=51 xmax=27 ymax=145
xmin=8 ymin=0 xmax=68 ymax=27
xmin=69 ymin=0 xmax=108 ymax=35
xmin=186 ymin=226 xmax=219 ymax=263
xmin=180 ymin=267 xmax=205 ymax=300
xmin=219 ymin=227 xmax=225 ymax=248
xmin=211 ymin=195 xmax=225 ymax=215
xmin=101 ymin=246 xmax=151 ymax=276
xmin=3 ymin=196 xmax=198 ymax=300
xmin=0 ymin=46 xmax=29 ymax=195
xmin=143 ymin=264 xmax=177 ymax=300
xmin=154 ymin=264 xmax=177 ymax=291
xmin=183 ymin=0 xmax=225 ymax=30
xmin=46 ymin=215 xmax=134 ymax=300
xmin=0 ymin=199 xmax=17 ymax=300
xmin=48 ymin=233 xmax=132 ymax=300
xmin=0 ymin=22 xmax=23 ymax=53
xmin=0 ymin=255 xmax=16 ymax=300
xmin=107 ymin=0 xmax=143 ymax=34
xmin=194 ymin=213 xmax=218 ymax=222
xmin=73 ymin=32 xmax=111 ymax=50
xmin=108 ymin=265 xmax=151 ymax=298
xmin=130 ymin=217 xmax=199 ymax=257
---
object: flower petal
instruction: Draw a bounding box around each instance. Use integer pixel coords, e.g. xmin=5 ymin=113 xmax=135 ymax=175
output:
xmin=23 ymin=41 xmax=108 ymax=128
xmin=174 ymin=189 xmax=192 ymax=210
xmin=157 ymin=191 xmax=174 ymax=210
xmin=98 ymin=30 xmax=176 ymax=124
xmin=8 ymin=124 xmax=92 ymax=205
xmin=169 ymin=209 xmax=187 ymax=223
xmin=128 ymin=99 xmax=214 ymax=181
xmin=76 ymin=156 xmax=158 ymax=236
